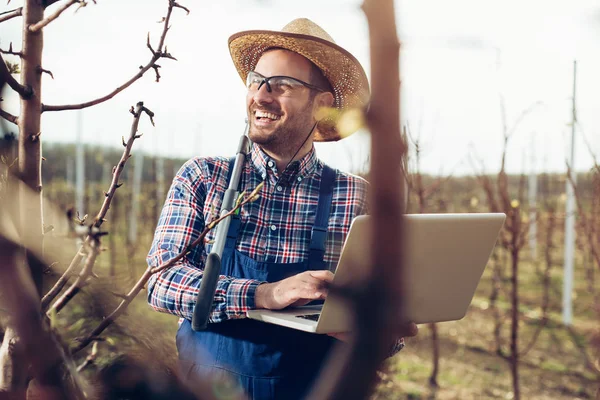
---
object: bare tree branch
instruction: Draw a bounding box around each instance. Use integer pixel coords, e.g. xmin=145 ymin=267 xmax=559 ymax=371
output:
xmin=518 ymin=208 xmax=555 ymax=357
xmin=0 ymin=43 xmax=24 ymax=57
xmin=42 ymin=102 xmax=153 ymax=312
xmin=0 ymin=53 xmax=33 ymax=99
xmin=75 ymin=342 xmax=97 ymax=372
xmin=0 ymin=7 xmax=22 ymax=24
xmin=49 ymin=234 xmax=102 ymax=314
xmin=566 ymin=163 xmax=600 ymax=272
xmin=0 ymin=108 xmax=18 ymax=125
xmin=71 ymin=182 xmax=264 ymax=354
xmin=42 ymin=1 xmax=188 ymax=113
xmin=36 ymin=66 xmax=54 ymax=79
xmin=28 ymin=0 xmax=79 ymax=33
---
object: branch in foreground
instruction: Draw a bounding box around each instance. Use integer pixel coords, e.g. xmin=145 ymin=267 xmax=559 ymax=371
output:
xmin=42 ymin=102 xmax=154 ymax=312
xmin=28 ymin=0 xmax=79 ymax=33
xmin=0 ymin=238 xmax=86 ymax=399
xmin=0 ymin=108 xmax=18 ymax=125
xmin=42 ymin=1 xmax=188 ymax=112
xmin=71 ymin=182 xmax=264 ymax=354
xmin=0 ymin=7 xmax=22 ymax=24
xmin=308 ymin=0 xmax=406 ymax=398
xmin=49 ymin=234 xmax=102 ymax=314
xmin=0 ymin=53 xmax=33 ymax=99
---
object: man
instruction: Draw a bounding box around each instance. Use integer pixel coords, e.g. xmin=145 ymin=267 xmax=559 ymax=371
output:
xmin=147 ymin=18 xmax=417 ymax=399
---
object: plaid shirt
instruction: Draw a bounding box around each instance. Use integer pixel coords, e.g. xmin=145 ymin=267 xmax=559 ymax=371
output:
xmin=147 ymin=143 xmax=404 ymax=353
xmin=147 ymin=142 xmax=368 ymax=319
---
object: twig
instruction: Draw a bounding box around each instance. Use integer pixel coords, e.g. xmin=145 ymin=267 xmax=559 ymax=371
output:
xmin=49 ymin=236 xmax=101 ymax=314
xmin=566 ymin=163 xmax=600 ymax=271
xmin=0 ymin=53 xmax=33 ymax=99
xmin=41 ymin=102 xmax=153 ymax=311
xmin=0 ymin=43 xmax=24 ymax=57
xmin=42 ymin=1 xmax=188 ymax=112
xmin=71 ymin=182 xmax=264 ymax=354
xmin=0 ymin=108 xmax=18 ymax=125
xmin=29 ymin=0 xmax=79 ymax=33
xmin=0 ymin=7 xmax=22 ymax=24
xmin=150 ymin=182 xmax=263 ymax=275
xmin=151 ymin=64 xmax=161 ymax=82
xmin=37 ymin=66 xmax=54 ymax=79
xmin=172 ymin=1 xmax=190 ymax=14
xmin=76 ymin=342 xmax=98 ymax=372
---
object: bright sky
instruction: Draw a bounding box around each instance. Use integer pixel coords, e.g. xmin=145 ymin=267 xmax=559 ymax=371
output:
xmin=1 ymin=0 xmax=599 ymax=175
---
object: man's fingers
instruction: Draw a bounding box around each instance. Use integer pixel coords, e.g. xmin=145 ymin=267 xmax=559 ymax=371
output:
xmin=308 ymin=270 xmax=334 ymax=282
xmin=399 ymin=322 xmax=419 ymax=337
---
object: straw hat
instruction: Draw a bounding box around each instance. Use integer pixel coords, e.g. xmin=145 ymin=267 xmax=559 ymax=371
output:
xmin=228 ymin=18 xmax=370 ymax=142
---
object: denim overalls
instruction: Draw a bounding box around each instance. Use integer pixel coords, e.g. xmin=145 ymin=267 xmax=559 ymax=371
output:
xmin=176 ymin=160 xmax=337 ymax=399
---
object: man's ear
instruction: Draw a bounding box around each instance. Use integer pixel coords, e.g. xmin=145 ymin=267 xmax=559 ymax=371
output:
xmin=314 ymin=92 xmax=335 ymax=119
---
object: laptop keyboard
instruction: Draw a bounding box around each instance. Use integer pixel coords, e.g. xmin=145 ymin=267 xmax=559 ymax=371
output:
xmin=296 ymin=313 xmax=320 ymax=321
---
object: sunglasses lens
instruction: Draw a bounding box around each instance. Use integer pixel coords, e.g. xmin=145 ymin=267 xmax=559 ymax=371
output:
xmin=246 ymin=72 xmax=263 ymax=91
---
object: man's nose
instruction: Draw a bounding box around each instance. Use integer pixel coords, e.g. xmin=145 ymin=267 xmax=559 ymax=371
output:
xmin=253 ymin=82 xmax=275 ymax=105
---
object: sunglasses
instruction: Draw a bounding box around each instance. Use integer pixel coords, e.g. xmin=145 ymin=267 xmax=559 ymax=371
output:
xmin=246 ymin=71 xmax=324 ymax=96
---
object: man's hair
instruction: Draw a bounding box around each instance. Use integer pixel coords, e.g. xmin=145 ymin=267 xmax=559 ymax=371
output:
xmin=309 ymin=62 xmax=334 ymax=94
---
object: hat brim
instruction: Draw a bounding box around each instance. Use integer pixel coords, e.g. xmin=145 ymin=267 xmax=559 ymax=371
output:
xmin=229 ymin=30 xmax=370 ymax=142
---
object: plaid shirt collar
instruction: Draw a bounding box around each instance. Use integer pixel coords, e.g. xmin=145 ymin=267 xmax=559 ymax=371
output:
xmin=249 ymin=142 xmax=321 ymax=186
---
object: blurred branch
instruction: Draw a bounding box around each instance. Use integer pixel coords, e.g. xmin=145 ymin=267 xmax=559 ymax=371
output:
xmin=0 ymin=238 xmax=86 ymax=399
xmin=0 ymin=53 xmax=33 ymax=99
xmin=28 ymin=0 xmax=80 ymax=33
xmin=71 ymin=182 xmax=264 ymax=354
xmin=42 ymin=0 xmax=187 ymax=112
xmin=309 ymin=0 xmax=406 ymax=398
xmin=49 ymin=235 xmax=102 ymax=314
xmin=0 ymin=108 xmax=18 ymax=125
xmin=42 ymin=102 xmax=153 ymax=312
xmin=0 ymin=7 xmax=22 ymax=24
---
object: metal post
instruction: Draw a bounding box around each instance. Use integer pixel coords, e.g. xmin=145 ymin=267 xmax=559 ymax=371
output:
xmin=528 ymin=134 xmax=537 ymax=260
xmin=563 ymin=60 xmax=577 ymax=326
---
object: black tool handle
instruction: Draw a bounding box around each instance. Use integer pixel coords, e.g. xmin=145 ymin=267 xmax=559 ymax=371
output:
xmin=191 ymin=253 xmax=222 ymax=331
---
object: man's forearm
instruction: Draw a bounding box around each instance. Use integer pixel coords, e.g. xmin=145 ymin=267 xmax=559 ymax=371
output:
xmin=147 ymin=264 xmax=262 ymax=322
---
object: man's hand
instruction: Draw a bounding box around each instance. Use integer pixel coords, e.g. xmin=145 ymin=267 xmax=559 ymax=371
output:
xmin=255 ymin=270 xmax=334 ymax=310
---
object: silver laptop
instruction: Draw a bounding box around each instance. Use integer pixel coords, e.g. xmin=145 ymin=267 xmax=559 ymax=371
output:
xmin=247 ymin=213 xmax=506 ymax=334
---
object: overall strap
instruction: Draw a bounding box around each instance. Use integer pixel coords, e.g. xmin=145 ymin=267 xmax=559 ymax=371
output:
xmin=224 ymin=157 xmax=242 ymax=251
xmin=308 ymin=165 xmax=336 ymax=264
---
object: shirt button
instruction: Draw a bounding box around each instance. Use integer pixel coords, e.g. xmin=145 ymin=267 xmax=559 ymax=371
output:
xmin=267 ymin=160 xmax=274 ymax=168
xmin=276 ymin=185 xmax=283 ymax=192
xmin=261 ymin=173 xmax=267 ymax=180
xmin=270 ymin=224 xmax=277 ymax=231
xmin=296 ymin=176 xmax=302 ymax=182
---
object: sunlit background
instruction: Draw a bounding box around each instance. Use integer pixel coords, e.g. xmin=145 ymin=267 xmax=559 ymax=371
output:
xmin=1 ymin=0 xmax=599 ymax=175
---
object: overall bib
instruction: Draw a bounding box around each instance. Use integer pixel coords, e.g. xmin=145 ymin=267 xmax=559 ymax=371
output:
xmin=176 ymin=161 xmax=337 ymax=400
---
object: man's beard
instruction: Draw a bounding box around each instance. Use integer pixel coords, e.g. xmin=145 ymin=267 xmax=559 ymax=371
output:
xmin=248 ymin=100 xmax=314 ymax=158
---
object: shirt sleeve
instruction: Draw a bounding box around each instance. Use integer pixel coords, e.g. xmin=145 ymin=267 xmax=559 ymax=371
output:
xmin=146 ymin=158 xmax=262 ymax=323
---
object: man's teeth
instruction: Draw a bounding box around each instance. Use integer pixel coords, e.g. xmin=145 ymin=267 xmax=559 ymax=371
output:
xmin=255 ymin=111 xmax=280 ymax=120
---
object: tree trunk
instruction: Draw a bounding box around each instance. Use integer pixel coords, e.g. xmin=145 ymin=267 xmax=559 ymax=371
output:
xmin=1 ymin=0 xmax=45 ymax=396
xmin=0 ymin=328 xmax=27 ymax=400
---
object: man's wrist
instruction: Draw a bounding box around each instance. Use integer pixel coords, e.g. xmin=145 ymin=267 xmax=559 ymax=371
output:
xmin=255 ymin=282 xmax=271 ymax=309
